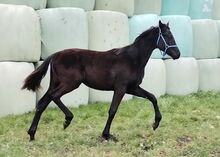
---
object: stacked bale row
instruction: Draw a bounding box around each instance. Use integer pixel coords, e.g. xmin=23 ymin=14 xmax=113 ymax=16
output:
xmin=1 ymin=0 xmax=220 ymax=117
xmin=160 ymin=0 xmax=220 ymax=95
xmin=0 ymin=4 xmax=40 ymax=117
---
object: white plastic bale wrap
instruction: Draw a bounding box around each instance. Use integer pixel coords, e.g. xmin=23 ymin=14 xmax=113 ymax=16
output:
xmin=47 ymin=0 xmax=95 ymax=11
xmin=216 ymin=21 xmax=220 ymax=57
xmin=88 ymin=11 xmax=132 ymax=102
xmin=36 ymin=62 xmax=89 ymax=107
xmin=38 ymin=8 xmax=88 ymax=59
xmin=192 ymin=19 xmax=219 ymax=59
xmin=197 ymin=59 xmax=220 ymax=92
xmin=95 ymin=0 xmax=134 ymax=17
xmin=212 ymin=0 xmax=220 ymax=20
xmin=129 ymin=14 xmax=161 ymax=58
xmin=165 ymin=58 xmax=199 ymax=95
xmin=0 ymin=62 xmax=36 ymax=117
xmin=160 ymin=16 xmax=193 ymax=57
xmin=140 ymin=59 xmax=166 ymax=98
xmin=0 ymin=4 xmax=41 ymax=62
xmin=0 ymin=0 xmax=47 ymax=9
xmin=134 ymin=0 xmax=161 ymax=15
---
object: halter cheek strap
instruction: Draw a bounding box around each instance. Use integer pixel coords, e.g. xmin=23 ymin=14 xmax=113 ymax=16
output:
xmin=156 ymin=27 xmax=178 ymax=56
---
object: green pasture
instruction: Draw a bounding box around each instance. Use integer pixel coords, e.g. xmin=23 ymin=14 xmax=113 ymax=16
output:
xmin=0 ymin=92 xmax=220 ymax=157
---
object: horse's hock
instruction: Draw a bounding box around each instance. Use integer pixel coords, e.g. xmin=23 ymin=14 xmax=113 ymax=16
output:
xmin=0 ymin=0 xmax=220 ymax=117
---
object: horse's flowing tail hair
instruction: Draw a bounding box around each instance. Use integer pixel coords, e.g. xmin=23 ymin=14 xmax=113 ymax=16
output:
xmin=22 ymin=54 xmax=55 ymax=92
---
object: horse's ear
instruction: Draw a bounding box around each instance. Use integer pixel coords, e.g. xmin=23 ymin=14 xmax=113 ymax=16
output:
xmin=167 ymin=22 xmax=169 ymax=27
xmin=159 ymin=20 xmax=163 ymax=27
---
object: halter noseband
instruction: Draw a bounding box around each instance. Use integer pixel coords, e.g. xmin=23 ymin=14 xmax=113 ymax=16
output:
xmin=156 ymin=27 xmax=178 ymax=56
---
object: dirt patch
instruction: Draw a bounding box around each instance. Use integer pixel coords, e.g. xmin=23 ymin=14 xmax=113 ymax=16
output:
xmin=177 ymin=135 xmax=193 ymax=147
xmin=210 ymin=149 xmax=220 ymax=157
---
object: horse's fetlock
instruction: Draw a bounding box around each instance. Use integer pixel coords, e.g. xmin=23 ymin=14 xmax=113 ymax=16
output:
xmin=66 ymin=114 xmax=74 ymax=121
xmin=156 ymin=113 xmax=162 ymax=122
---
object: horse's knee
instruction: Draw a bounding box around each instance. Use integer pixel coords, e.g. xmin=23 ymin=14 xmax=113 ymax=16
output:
xmin=36 ymin=104 xmax=46 ymax=113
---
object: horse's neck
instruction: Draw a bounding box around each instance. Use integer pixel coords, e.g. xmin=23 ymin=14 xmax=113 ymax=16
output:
xmin=130 ymin=29 xmax=158 ymax=68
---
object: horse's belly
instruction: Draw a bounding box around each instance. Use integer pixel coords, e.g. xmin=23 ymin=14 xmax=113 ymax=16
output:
xmin=83 ymin=71 xmax=115 ymax=91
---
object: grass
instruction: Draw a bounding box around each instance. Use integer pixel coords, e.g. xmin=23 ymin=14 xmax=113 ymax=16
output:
xmin=0 ymin=91 xmax=220 ymax=157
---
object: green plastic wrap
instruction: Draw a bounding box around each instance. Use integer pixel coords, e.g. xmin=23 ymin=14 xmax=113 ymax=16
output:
xmin=161 ymin=0 xmax=190 ymax=15
xmin=189 ymin=0 xmax=213 ymax=19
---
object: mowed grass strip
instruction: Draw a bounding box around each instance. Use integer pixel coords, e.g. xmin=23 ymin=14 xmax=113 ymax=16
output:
xmin=0 ymin=92 xmax=220 ymax=157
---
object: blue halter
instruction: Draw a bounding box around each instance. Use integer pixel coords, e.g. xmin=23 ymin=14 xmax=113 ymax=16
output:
xmin=156 ymin=27 xmax=178 ymax=56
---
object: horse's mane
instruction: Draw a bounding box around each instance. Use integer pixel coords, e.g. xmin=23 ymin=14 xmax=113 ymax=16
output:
xmin=113 ymin=26 xmax=158 ymax=55
xmin=134 ymin=26 xmax=157 ymax=43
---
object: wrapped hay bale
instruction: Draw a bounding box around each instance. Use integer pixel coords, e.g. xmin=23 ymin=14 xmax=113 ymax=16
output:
xmin=212 ymin=0 xmax=220 ymax=20
xmin=198 ymin=59 xmax=220 ymax=92
xmin=38 ymin=8 xmax=88 ymax=59
xmin=0 ymin=0 xmax=47 ymax=10
xmin=36 ymin=62 xmax=89 ymax=107
xmin=129 ymin=14 xmax=161 ymax=58
xmin=192 ymin=19 xmax=219 ymax=59
xmin=95 ymin=0 xmax=134 ymax=17
xmin=0 ymin=4 xmax=41 ymax=61
xmin=165 ymin=58 xmax=199 ymax=95
xmin=189 ymin=0 xmax=213 ymax=19
xmin=140 ymin=59 xmax=166 ymax=98
xmin=161 ymin=0 xmax=190 ymax=15
xmin=0 ymin=62 xmax=36 ymax=117
xmin=47 ymin=0 xmax=95 ymax=11
xmin=134 ymin=0 xmax=161 ymax=15
xmin=216 ymin=20 xmax=220 ymax=57
xmin=88 ymin=10 xmax=132 ymax=102
xmin=160 ymin=15 xmax=193 ymax=57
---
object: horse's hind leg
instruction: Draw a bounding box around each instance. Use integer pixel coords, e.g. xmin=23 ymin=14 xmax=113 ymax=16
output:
xmin=49 ymin=82 xmax=81 ymax=129
xmin=28 ymin=92 xmax=52 ymax=141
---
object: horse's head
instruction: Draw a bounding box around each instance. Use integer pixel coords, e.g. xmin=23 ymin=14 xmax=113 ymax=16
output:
xmin=157 ymin=20 xmax=180 ymax=60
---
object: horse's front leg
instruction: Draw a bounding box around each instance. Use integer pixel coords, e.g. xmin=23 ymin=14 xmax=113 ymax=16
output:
xmin=102 ymin=87 xmax=126 ymax=141
xmin=127 ymin=86 xmax=162 ymax=130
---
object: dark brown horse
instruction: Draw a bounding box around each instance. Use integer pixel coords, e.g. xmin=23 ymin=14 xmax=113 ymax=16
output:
xmin=22 ymin=21 xmax=180 ymax=141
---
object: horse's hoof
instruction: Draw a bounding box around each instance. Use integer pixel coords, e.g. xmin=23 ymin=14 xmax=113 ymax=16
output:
xmin=27 ymin=130 xmax=35 ymax=141
xmin=63 ymin=120 xmax=71 ymax=130
xmin=152 ymin=122 xmax=160 ymax=131
xmin=29 ymin=136 xmax=35 ymax=141
xmin=101 ymin=134 xmax=118 ymax=142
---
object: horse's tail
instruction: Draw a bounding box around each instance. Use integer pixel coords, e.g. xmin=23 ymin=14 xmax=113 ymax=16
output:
xmin=22 ymin=54 xmax=55 ymax=92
